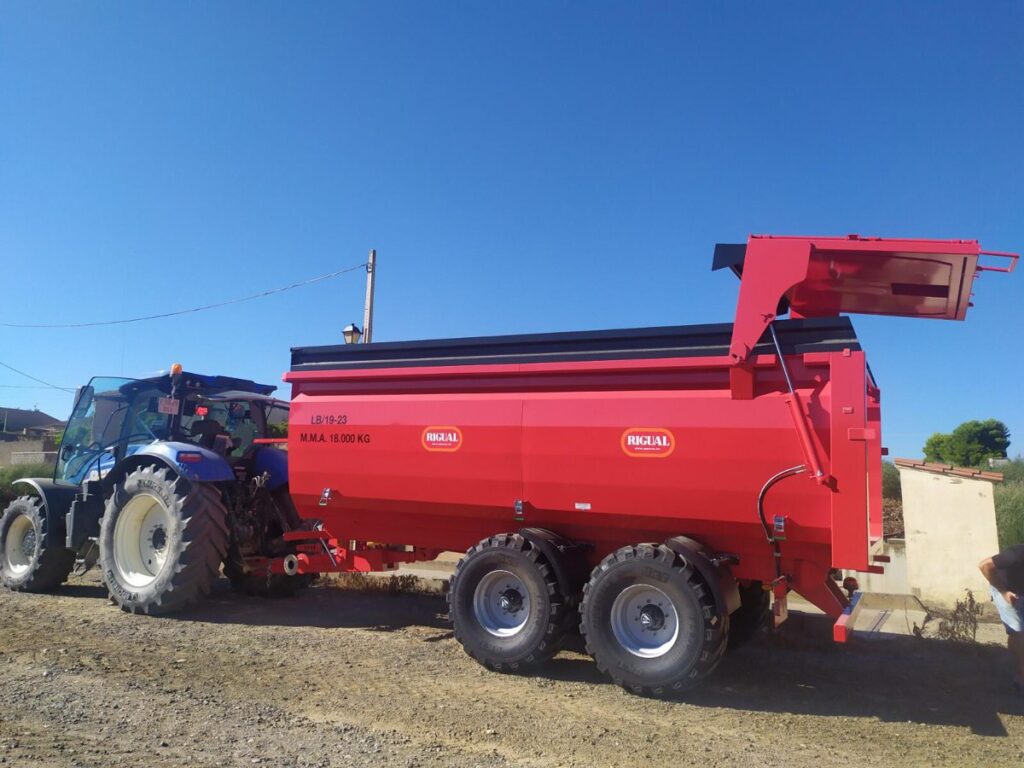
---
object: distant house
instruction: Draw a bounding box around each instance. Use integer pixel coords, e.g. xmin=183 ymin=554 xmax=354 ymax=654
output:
xmin=0 ymin=408 xmax=64 ymax=467
xmin=0 ymin=407 xmax=64 ymax=440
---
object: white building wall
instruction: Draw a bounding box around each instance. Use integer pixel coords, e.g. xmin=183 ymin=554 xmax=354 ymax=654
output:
xmin=898 ymin=468 xmax=999 ymax=606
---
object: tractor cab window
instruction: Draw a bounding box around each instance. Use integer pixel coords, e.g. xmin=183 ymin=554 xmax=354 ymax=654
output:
xmin=265 ymin=404 xmax=288 ymax=439
xmin=223 ymin=401 xmax=258 ymax=457
xmin=124 ymin=388 xmax=172 ymax=445
xmin=56 ymin=377 xmax=135 ymax=485
xmin=182 ymin=398 xmax=258 ymax=457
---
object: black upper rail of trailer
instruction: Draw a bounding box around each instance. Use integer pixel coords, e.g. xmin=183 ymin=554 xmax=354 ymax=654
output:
xmin=290 ymin=317 xmax=861 ymax=372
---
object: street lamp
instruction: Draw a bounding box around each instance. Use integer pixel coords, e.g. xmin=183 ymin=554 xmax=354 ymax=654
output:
xmin=342 ymin=323 xmax=363 ymax=345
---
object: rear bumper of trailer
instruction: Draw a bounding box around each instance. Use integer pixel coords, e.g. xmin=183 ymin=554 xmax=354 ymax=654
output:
xmin=833 ymin=592 xmax=864 ymax=643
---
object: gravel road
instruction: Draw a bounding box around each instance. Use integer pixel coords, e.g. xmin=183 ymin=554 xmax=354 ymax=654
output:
xmin=1 ymin=572 xmax=1022 ymax=768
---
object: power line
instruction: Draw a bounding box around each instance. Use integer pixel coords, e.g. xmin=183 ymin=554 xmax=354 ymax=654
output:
xmin=0 ymin=262 xmax=368 ymax=329
xmin=0 ymin=360 xmax=75 ymax=392
xmin=0 ymin=384 xmax=69 ymax=389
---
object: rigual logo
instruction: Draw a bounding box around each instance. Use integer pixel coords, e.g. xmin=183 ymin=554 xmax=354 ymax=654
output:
xmin=621 ymin=428 xmax=675 ymax=458
xmin=422 ymin=426 xmax=463 ymax=452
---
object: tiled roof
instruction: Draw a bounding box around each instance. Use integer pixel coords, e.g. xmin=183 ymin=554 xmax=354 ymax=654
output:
xmin=894 ymin=458 xmax=1003 ymax=483
xmin=0 ymin=407 xmax=62 ymax=432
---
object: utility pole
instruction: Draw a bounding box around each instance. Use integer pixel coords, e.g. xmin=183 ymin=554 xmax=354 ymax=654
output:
xmin=362 ymin=249 xmax=376 ymax=343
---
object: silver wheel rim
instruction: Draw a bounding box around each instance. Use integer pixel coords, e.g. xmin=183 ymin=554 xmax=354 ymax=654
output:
xmin=472 ymin=569 xmax=531 ymax=637
xmin=4 ymin=514 xmax=36 ymax=575
xmin=113 ymin=494 xmax=172 ymax=589
xmin=610 ymin=584 xmax=680 ymax=658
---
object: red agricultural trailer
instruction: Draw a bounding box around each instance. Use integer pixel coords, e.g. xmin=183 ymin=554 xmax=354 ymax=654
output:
xmin=276 ymin=234 xmax=1016 ymax=694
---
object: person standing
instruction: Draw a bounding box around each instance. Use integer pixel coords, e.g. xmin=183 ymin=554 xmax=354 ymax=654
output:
xmin=980 ymin=545 xmax=1024 ymax=691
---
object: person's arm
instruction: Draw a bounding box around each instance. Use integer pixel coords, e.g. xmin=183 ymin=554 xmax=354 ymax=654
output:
xmin=980 ymin=556 xmax=1018 ymax=605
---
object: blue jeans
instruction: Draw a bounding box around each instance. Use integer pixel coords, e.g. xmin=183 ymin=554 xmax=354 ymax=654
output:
xmin=991 ymin=586 xmax=1024 ymax=634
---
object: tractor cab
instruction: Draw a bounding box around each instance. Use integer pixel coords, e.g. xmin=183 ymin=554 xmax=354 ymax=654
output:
xmin=56 ymin=370 xmax=285 ymax=486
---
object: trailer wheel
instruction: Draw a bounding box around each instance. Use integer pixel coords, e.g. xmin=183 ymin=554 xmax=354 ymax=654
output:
xmin=100 ymin=466 xmax=228 ymax=615
xmin=448 ymin=533 xmax=569 ymax=672
xmin=580 ymin=543 xmax=728 ymax=696
xmin=0 ymin=496 xmax=74 ymax=592
xmin=727 ymin=582 xmax=770 ymax=651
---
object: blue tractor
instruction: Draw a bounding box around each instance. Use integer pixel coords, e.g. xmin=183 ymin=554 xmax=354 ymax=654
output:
xmin=0 ymin=367 xmax=311 ymax=613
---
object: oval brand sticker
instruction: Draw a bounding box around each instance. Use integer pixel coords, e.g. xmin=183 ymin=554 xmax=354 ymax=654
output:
xmin=422 ymin=426 xmax=463 ymax=452
xmin=621 ymin=428 xmax=675 ymax=458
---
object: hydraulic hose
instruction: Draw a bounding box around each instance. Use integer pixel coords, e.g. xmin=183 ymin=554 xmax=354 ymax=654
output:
xmin=757 ymin=464 xmax=806 ymax=578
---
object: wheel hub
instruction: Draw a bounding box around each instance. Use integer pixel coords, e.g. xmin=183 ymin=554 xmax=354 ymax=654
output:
xmin=639 ymin=603 xmax=665 ymax=632
xmin=609 ymin=584 xmax=681 ymax=659
xmin=21 ymin=530 xmax=36 ymax=560
xmin=498 ymin=588 xmax=524 ymax=614
xmin=150 ymin=526 xmax=167 ymax=553
xmin=472 ymin=569 xmax=532 ymax=638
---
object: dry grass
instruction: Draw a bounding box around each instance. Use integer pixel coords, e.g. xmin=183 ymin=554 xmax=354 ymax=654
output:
xmin=322 ymin=571 xmax=446 ymax=595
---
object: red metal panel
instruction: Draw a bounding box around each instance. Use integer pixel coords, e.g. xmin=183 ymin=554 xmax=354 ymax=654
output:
xmin=288 ymin=392 xmax=523 ymax=528
xmin=728 ymin=238 xmax=812 ymax=361
xmin=287 ymin=353 xmax=839 ymax=586
xmin=866 ymin=389 xmax=883 ymax=543
xmin=728 ymin=235 xmax=992 ymax=363
xmin=828 ymin=351 xmax=870 ymax=571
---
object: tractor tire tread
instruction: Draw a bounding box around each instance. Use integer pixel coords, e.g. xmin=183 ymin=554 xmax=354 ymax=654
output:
xmin=100 ymin=466 xmax=228 ymax=615
xmin=0 ymin=496 xmax=75 ymax=592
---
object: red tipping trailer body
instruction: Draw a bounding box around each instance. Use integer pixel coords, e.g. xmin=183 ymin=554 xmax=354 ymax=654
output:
xmin=284 ymin=235 xmax=1015 ymax=629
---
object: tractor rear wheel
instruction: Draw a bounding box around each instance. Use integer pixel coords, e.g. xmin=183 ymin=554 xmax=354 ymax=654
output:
xmin=580 ymin=543 xmax=728 ymax=696
xmin=99 ymin=465 xmax=228 ymax=615
xmin=448 ymin=533 xmax=570 ymax=673
xmin=0 ymin=496 xmax=74 ymax=592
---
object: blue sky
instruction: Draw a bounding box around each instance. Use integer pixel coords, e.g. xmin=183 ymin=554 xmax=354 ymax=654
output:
xmin=1 ymin=3 xmax=1021 ymax=460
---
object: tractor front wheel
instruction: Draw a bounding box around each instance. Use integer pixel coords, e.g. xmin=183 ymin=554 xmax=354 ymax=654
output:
xmin=0 ymin=496 xmax=74 ymax=592
xmin=99 ymin=465 xmax=228 ymax=615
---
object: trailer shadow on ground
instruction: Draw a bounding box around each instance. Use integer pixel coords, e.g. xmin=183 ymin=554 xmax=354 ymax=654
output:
xmin=550 ymin=611 xmax=1022 ymax=737
xmin=180 ymin=578 xmax=452 ymax=633
xmin=83 ymin=580 xmax=1021 ymax=738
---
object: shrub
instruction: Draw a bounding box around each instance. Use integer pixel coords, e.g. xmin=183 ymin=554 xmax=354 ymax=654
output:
xmin=994 ymin=458 xmax=1024 ymax=485
xmin=881 ymin=460 xmax=902 ymax=502
xmin=995 ymin=481 xmax=1024 ymax=550
xmin=0 ymin=463 xmax=53 ymax=507
xmin=936 ymin=590 xmax=983 ymax=643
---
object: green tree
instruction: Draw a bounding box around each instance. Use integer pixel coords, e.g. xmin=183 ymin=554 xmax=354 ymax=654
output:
xmin=923 ymin=433 xmax=951 ymax=463
xmin=922 ymin=419 xmax=1010 ymax=466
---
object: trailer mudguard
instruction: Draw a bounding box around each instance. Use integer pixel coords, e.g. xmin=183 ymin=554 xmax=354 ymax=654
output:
xmin=11 ymin=478 xmax=75 ymax=553
xmin=104 ymin=442 xmax=234 ymax=490
xmin=664 ymin=536 xmax=741 ymax=618
xmin=519 ymin=527 xmax=590 ymax=605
